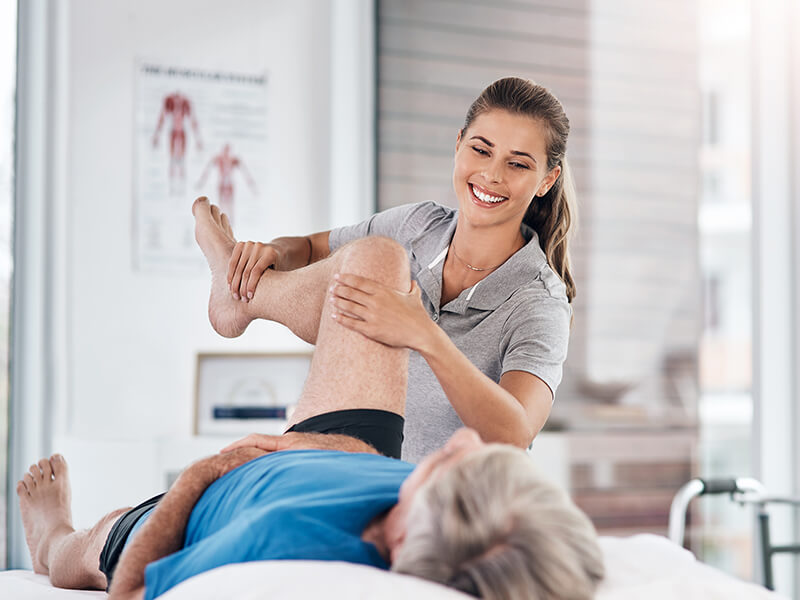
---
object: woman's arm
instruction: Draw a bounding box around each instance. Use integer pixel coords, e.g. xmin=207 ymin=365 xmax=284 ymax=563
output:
xmin=108 ymin=448 xmax=266 ymax=600
xmin=228 ymin=231 xmax=330 ymax=301
xmin=419 ymin=324 xmax=551 ymax=447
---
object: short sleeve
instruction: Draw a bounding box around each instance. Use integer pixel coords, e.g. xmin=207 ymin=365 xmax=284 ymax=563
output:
xmin=328 ymin=201 xmax=447 ymax=251
xmin=500 ymin=288 xmax=571 ymax=400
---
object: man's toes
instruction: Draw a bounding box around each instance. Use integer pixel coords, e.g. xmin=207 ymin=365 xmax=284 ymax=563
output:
xmin=50 ymin=454 xmax=67 ymax=478
xmin=210 ymin=204 xmax=221 ymax=225
xmin=38 ymin=458 xmax=53 ymax=481
xmin=16 ymin=480 xmax=28 ymax=497
xmin=221 ymin=213 xmax=234 ymax=239
xmin=192 ymin=196 xmax=209 ymax=216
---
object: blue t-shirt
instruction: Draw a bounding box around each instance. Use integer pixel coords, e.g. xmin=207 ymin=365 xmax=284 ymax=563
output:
xmin=135 ymin=450 xmax=414 ymax=600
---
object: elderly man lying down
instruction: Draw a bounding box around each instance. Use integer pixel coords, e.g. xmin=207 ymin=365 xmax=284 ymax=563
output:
xmin=16 ymin=199 xmax=604 ymax=600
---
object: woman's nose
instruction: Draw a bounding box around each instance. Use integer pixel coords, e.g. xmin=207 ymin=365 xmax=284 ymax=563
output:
xmin=482 ymin=158 xmax=503 ymax=183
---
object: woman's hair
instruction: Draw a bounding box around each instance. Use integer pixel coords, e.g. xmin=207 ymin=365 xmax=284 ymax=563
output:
xmin=392 ymin=445 xmax=604 ymax=600
xmin=461 ymin=77 xmax=577 ymax=303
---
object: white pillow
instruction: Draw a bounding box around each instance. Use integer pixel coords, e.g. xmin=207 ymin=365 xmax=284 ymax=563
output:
xmin=159 ymin=561 xmax=471 ymax=600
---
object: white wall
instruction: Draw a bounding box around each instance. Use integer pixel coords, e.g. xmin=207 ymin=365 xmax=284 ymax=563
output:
xmin=64 ymin=0 xmax=332 ymax=441
xmin=10 ymin=0 xmax=374 ymax=567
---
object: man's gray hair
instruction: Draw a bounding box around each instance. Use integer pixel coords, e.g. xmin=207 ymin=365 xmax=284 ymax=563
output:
xmin=391 ymin=445 xmax=604 ymax=600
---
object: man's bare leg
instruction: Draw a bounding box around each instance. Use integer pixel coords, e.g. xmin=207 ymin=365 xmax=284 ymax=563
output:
xmin=193 ymin=197 xmax=331 ymax=343
xmin=17 ymin=454 xmax=129 ymax=589
xmin=193 ymin=197 xmax=411 ymax=425
xmin=192 ymin=196 xmax=409 ymax=350
xmin=288 ymin=234 xmax=410 ymax=425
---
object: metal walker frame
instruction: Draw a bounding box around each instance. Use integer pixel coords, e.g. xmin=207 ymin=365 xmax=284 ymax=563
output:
xmin=669 ymin=477 xmax=800 ymax=590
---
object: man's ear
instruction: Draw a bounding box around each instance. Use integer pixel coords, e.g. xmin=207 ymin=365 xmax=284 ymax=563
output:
xmin=389 ymin=531 xmax=407 ymax=565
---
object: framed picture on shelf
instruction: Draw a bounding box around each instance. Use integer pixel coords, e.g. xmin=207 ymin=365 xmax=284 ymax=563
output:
xmin=194 ymin=352 xmax=312 ymax=436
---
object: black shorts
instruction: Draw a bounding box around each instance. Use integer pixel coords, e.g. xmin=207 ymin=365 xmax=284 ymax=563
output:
xmin=98 ymin=492 xmax=164 ymax=590
xmin=97 ymin=409 xmax=404 ymax=588
xmin=286 ymin=408 xmax=405 ymax=459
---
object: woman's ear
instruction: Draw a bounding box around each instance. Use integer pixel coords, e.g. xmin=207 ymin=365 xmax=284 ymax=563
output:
xmin=455 ymin=128 xmax=463 ymax=153
xmin=537 ymin=164 xmax=562 ymax=197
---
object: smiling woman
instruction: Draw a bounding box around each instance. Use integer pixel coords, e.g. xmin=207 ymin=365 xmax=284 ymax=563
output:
xmin=208 ymin=77 xmax=577 ymax=464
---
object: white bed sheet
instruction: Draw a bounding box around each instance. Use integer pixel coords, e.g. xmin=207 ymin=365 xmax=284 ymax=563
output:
xmin=0 ymin=534 xmax=788 ymax=599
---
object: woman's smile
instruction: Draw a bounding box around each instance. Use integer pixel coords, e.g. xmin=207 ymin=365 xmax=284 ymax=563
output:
xmin=469 ymin=182 xmax=508 ymax=207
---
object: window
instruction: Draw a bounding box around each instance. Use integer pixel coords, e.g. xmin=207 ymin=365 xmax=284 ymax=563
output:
xmin=697 ymin=0 xmax=753 ymax=579
xmin=0 ymin=0 xmax=18 ymax=567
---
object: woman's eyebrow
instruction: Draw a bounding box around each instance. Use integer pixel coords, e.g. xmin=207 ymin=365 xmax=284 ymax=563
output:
xmin=470 ymin=135 xmax=495 ymax=147
xmin=469 ymin=135 xmax=536 ymax=164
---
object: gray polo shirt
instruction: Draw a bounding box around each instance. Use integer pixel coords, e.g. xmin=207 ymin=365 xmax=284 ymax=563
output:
xmin=329 ymin=201 xmax=571 ymax=463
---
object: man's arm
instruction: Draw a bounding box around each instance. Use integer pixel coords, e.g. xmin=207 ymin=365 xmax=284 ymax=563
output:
xmin=108 ymin=448 xmax=265 ymax=600
xmin=220 ymin=431 xmax=379 ymax=455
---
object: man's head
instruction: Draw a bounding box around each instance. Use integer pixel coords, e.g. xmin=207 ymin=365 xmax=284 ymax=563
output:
xmin=390 ymin=429 xmax=604 ymax=600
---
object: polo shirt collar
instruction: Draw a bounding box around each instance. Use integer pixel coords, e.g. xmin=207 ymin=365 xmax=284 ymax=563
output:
xmin=410 ymin=212 xmax=548 ymax=314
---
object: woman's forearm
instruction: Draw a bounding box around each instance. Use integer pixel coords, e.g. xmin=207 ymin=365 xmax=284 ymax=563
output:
xmin=417 ymin=324 xmax=536 ymax=447
xmin=270 ymin=231 xmax=330 ymax=270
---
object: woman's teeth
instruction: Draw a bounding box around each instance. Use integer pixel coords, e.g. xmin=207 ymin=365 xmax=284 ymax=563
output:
xmin=471 ymin=185 xmax=506 ymax=203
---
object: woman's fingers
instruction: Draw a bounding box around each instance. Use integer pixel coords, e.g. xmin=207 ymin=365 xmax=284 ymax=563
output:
xmin=244 ymin=258 xmax=267 ymax=300
xmin=330 ymin=282 xmax=372 ymax=306
xmin=227 ymin=242 xmax=245 ymax=286
xmin=332 ymin=311 xmax=371 ymax=336
xmin=226 ymin=242 xmax=279 ymax=301
xmin=330 ymin=296 xmax=368 ymax=320
xmin=228 ymin=241 xmax=250 ymax=299
xmin=239 ymin=248 xmax=260 ymax=301
xmin=333 ymin=272 xmax=382 ymax=294
xmin=230 ymin=241 xmax=254 ymax=300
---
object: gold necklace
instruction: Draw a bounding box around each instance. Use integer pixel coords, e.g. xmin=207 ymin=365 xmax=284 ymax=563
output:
xmin=450 ymin=242 xmax=505 ymax=272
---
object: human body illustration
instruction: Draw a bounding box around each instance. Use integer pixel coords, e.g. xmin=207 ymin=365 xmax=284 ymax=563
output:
xmin=196 ymin=143 xmax=257 ymax=223
xmin=152 ymin=91 xmax=202 ymax=196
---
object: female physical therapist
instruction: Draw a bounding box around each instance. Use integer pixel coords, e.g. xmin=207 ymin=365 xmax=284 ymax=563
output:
xmin=226 ymin=77 xmax=576 ymax=463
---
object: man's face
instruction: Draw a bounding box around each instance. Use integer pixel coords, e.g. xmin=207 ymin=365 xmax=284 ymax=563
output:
xmin=400 ymin=428 xmax=486 ymax=505
xmin=388 ymin=428 xmax=486 ymax=558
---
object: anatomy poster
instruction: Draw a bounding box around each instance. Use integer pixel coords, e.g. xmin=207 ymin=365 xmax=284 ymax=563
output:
xmin=134 ymin=62 xmax=268 ymax=271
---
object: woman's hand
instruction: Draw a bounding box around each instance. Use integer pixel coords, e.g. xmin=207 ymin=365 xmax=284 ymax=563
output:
xmin=227 ymin=241 xmax=279 ymax=301
xmin=329 ymin=273 xmax=433 ymax=350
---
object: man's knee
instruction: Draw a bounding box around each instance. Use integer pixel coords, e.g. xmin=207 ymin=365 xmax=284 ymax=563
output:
xmin=337 ymin=236 xmax=410 ymax=287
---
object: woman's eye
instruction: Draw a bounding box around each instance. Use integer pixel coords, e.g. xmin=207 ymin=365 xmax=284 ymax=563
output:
xmin=471 ymin=146 xmax=488 ymax=156
xmin=510 ymin=162 xmax=529 ymax=170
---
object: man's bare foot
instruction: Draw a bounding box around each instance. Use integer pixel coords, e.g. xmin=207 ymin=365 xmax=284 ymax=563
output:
xmin=193 ymin=197 xmax=253 ymax=338
xmin=17 ymin=454 xmax=74 ymax=575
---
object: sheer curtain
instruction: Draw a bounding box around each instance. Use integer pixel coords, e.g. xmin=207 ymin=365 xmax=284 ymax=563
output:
xmin=0 ymin=0 xmax=18 ymax=568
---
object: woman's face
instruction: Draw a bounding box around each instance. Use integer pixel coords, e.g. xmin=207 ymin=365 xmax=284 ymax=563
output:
xmin=452 ymin=109 xmax=561 ymax=230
